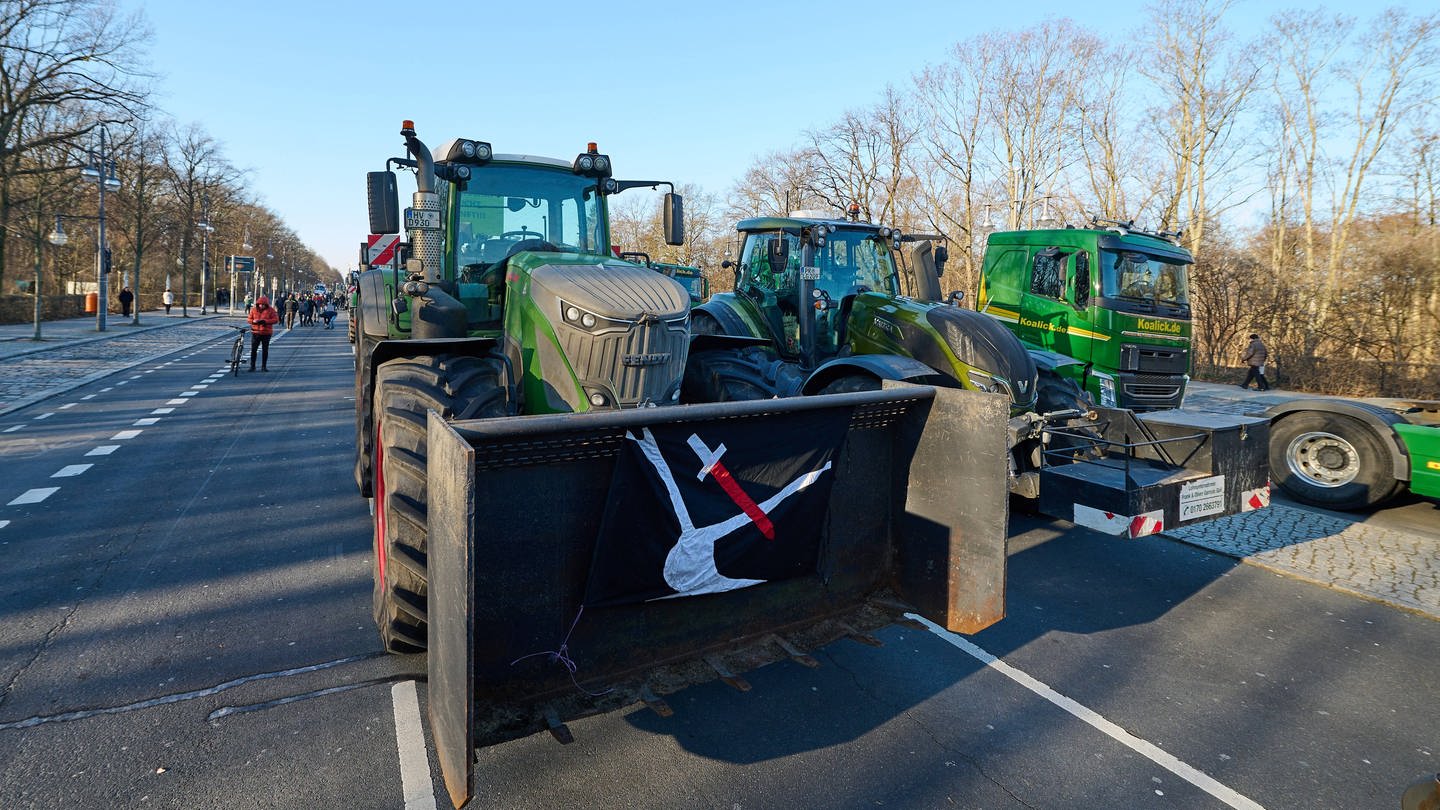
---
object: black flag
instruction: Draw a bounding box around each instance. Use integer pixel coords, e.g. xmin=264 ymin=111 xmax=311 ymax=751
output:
xmin=582 ymin=408 xmax=852 ymax=607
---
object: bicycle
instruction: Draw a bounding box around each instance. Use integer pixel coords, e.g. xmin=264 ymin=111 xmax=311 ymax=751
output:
xmin=226 ymin=326 xmax=250 ymax=376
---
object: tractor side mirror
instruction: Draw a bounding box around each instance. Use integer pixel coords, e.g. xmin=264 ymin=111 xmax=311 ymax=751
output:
xmin=768 ymin=239 xmax=790 ymax=272
xmin=933 ymin=245 xmax=948 ymax=277
xmin=946 ymin=290 xmax=965 ymax=307
xmin=663 ymin=192 xmax=685 ymax=246
xmin=367 ymin=171 xmax=399 ymax=234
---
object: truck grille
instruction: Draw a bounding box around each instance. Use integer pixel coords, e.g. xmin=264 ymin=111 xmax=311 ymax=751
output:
xmin=1122 ymin=373 xmax=1184 ymax=402
xmin=560 ymin=318 xmax=688 ymax=406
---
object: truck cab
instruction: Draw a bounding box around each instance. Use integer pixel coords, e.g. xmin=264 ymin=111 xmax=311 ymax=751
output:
xmin=977 ymin=226 xmax=1193 ymax=409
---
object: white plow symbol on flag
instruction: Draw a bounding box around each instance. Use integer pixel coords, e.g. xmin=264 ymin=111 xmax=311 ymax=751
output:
xmin=628 ymin=427 xmax=833 ymax=598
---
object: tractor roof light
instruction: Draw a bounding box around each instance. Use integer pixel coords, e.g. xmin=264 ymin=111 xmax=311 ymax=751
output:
xmin=573 ymin=143 xmax=613 ymax=178
xmin=437 ymin=138 xmax=494 ymax=165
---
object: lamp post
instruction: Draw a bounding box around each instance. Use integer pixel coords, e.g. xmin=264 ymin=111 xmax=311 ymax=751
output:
xmin=197 ymin=195 xmax=214 ymax=314
xmin=80 ymin=126 xmax=121 ymax=332
xmin=231 ymin=227 xmax=253 ymax=314
xmin=38 ymin=215 xmax=69 ymax=341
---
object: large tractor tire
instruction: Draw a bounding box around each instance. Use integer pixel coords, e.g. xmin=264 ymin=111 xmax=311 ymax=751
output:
xmin=1035 ymin=372 xmax=1100 ymax=461
xmin=1269 ymin=412 xmax=1401 ymax=510
xmin=353 ymin=331 xmax=378 ymax=497
xmin=681 ymin=346 xmax=798 ymax=403
xmin=819 ymin=375 xmax=881 ymax=395
xmin=371 ymin=354 xmax=508 ymax=653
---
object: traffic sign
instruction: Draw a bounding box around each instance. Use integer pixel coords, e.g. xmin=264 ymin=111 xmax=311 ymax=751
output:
xmin=366 ymin=234 xmax=401 ymax=266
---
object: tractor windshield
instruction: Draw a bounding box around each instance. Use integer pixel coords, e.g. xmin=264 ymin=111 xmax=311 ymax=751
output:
xmin=738 ymin=227 xmax=898 ymax=357
xmin=450 ymin=164 xmax=604 ymax=269
xmin=1099 ymin=249 xmax=1189 ymax=311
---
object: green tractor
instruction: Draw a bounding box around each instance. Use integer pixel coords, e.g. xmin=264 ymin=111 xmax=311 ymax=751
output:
xmin=687 ymin=209 xmax=1096 ymax=499
xmin=975 ymin=221 xmax=1194 ymax=410
xmin=354 ymin=121 xmax=692 ymax=652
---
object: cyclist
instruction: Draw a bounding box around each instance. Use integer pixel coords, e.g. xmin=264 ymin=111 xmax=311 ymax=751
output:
xmin=247 ymin=295 xmax=280 ymax=371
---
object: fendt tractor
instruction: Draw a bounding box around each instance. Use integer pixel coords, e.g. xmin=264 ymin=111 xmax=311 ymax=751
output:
xmin=687 ymin=209 xmax=1269 ymax=534
xmin=974 ymin=220 xmax=1194 ymax=410
xmin=353 ymin=122 xmax=1014 ymax=807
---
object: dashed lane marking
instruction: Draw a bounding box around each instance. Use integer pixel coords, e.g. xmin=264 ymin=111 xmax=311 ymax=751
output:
xmin=166 ymin=399 xmax=189 ymax=405
xmin=58 ymin=403 xmax=76 ymax=410
xmin=34 ymin=413 xmax=54 ymax=420
xmin=52 ymin=464 xmax=93 ymax=478
xmin=3 ymin=425 xmax=24 ymax=433
xmin=86 ymin=446 xmax=120 ymax=456
xmin=133 ymin=418 xmax=160 ymax=426
xmin=8 ymin=488 xmax=59 ymax=506
xmin=178 ymin=391 xmax=198 ymax=397
xmin=911 ymin=614 xmax=1266 ymax=810
xmin=100 ymin=387 xmax=112 ymax=392
xmin=151 ymin=408 xmax=175 ymax=415
xmin=110 ymin=430 xmax=142 ymax=440
xmin=0 ymin=520 xmax=8 ymax=529
xmin=81 ymin=394 xmax=96 ymax=400
xmin=392 ymin=681 xmax=438 ymax=810
xmin=191 ymin=384 xmax=209 ymax=389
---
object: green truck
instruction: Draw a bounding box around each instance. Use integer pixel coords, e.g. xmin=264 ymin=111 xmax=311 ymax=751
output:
xmin=974 ymin=221 xmax=1193 ymax=411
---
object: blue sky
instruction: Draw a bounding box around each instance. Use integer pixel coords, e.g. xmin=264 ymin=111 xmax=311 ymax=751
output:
xmin=127 ymin=0 xmax=1332 ymax=277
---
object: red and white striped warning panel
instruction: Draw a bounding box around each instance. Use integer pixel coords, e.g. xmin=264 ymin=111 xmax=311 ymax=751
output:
xmin=1073 ymin=504 xmax=1166 ymax=539
xmin=366 ymin=233 xmax=400 ymax=266
xmin=1240 ymin=484 xmax=1271 ymax=512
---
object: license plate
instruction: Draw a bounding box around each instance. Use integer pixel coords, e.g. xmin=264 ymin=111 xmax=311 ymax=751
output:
xmin=404 ymin=208 xmax=441 ymax=230
xmin=800 ymin=266 xmax=821 ymax=281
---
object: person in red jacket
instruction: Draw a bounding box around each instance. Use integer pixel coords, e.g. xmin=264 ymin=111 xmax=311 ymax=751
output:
xmin=247 ymin=295 xmax=280 ymax=371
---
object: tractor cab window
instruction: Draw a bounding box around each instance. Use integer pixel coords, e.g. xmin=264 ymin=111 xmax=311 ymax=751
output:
xmin=1100 ymin=249 xmax=1190 ymax=312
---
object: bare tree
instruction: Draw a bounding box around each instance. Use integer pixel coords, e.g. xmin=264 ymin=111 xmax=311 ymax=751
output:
xmin=163 ymin=123 xmax=238 ymax=314
xmin=0 ymin=0 xmax=149 ymax=289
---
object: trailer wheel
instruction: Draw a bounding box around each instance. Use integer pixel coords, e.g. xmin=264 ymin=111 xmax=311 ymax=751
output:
xmin=1270 ymin=412 xmax=1400 ymax=510
xmin=372 ymin=354 xmax=508 ymax=653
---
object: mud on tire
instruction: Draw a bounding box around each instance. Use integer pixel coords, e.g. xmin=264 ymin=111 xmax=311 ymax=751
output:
xmin=372 ymin=353 xmax=508 ymax=653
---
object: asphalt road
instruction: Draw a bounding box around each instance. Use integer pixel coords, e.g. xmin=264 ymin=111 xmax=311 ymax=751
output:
xmin=0 ymin=320 xmax=1435 ymax=809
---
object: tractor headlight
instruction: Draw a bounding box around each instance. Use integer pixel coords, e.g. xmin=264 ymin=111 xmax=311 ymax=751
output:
xmin=573 ymin=143 xmax=613 ymax=178
xmin=560 ymin=300 xmax=610 ymax=332
xmin=968 ymin=369 xmax=1015 ymax=400
xmin=581 ymin=312 xmax=596 ymax=328
xmin=439 ymin=138 xmax=494 ymax=165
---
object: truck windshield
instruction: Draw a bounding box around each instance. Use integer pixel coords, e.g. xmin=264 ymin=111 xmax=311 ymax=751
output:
xmin=451 ymin=165 xmax=603 ymax=267
xmin=1099 ymin=249 xmax=1189 ymax=307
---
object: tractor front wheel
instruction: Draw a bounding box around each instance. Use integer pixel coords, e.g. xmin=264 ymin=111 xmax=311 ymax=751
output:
xmin=371 ymin=353 xmax=508 ymax=653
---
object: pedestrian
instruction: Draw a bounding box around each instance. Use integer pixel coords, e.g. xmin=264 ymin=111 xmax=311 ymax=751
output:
xmin=321 ymin=299 xmax=337 ymax=329
xmin=1239 ymin=333 xmax=1270 ymax=391
xmin=299 ymin=296 xmax=314 ymax=326
xmin=162 ymin=288 xmax=175 ymax=315
xmin=247 ymin=295 xmax=280 ymax=371
xmin=117 ymin=286 xmax=134 ymax=318
xmin=286 ymin=295 xmax=300 ymax=329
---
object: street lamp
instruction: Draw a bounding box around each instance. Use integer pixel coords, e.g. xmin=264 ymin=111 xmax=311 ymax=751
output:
xmin=80 ymin=126 xmax=121 ymax=332
xmin=197 ymin=195 xmax=215 ymax=314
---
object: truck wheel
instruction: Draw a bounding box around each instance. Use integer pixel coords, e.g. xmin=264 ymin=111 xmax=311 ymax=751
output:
xmin=1270 ymin=412 xmax=1400 ymax=510
xmin=372 ymin=354 xmax=508 ymax=653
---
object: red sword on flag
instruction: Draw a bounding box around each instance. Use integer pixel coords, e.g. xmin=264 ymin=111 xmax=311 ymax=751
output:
xmin=687 ymin=435 xmax=775 ymax=540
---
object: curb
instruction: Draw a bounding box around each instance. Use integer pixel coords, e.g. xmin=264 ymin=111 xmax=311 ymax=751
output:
xmin=0 ymin=313 xmax=226 ymax=362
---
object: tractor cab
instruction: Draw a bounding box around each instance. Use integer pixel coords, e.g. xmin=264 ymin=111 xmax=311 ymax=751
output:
xmin=729 ymin=211 xmax=901 ymax=369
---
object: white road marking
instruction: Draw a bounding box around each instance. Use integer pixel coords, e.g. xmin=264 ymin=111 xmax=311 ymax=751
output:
xmin=151 ymin=408 xmax=175 ymax=415
xmin=391 ymin=681 xmax=438 ymax=810
xmin=8 ymin=488 xmax=59 ymax=506
xmin=34 ymin=413 xmax=54 ymax=420
xmin=133 ymin=418 xmax=160 ymax=426
xmin=58 ymin=403 xmax=76 ymax=410
xmin=0 ymin=520 xmax=8 ymax=529
xmin=143 ymin=370 xmax=154 ymax=373
xmin=166 ymin=399 xmax=189 ymax=405
xmin=191 ymin=384 xmax=209 ymax=389
xmin=110 ymin=430 xmax=142 ymax=440
xmin=100 ymin=387 xmax=113 ymax=392
xmin=86 ymin=446 xmax=120 ymax=456
xmin=3 ymin=425 xmax=24 ymax=433
xmin=179 ymin=391 xmax=198 ymax=397
xmin=115 ymin=381 xmax=127 ymax=386
xmin=911 ymin=614 xmax=1266 ymax=810
xmin=129 ymin=376 xmax=142 ymax=380
xmin=81 ymin=394 xmax=96 ymax=400
xmin=52 ymin=464 xmax=93 ymax=478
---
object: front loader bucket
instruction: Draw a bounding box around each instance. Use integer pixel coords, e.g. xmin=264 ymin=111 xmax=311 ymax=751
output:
xmin=425 ymin=385 xmax=1009 ymax=807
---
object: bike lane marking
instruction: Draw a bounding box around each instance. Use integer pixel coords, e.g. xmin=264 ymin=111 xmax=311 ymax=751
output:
xmin=391 ymin=680 xmax=438 ymax=810
xmin=911 ymin=613 xmax=1265 ymax=810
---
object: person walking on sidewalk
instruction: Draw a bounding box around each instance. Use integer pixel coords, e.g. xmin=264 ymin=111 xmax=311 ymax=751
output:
xmin=285 ymin=295 xmax=300 ymax=329
xmin=247 ymin=295 xmax=280 ymax=371
xmin=1240 ymin=333 xmax=1270 ymax=390
xmin=162 ymin=288 xmax=175 ymax=315
xmin=118 ymin=287 xmax=134 ymax=318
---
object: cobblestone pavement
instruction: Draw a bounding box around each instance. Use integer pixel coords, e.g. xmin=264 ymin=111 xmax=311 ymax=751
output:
xmin=0 ymin=316 xmax=237 ymax=415
xmin=1164 ymin=383 xmax=1440 ymax=619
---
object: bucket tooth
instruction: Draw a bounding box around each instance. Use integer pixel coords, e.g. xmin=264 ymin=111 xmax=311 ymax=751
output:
xmin=639 ymin=686 xmax=674 ymax=718
xmin=767 ymin=633 xmax=820 ymax=668
xmin=703 ymin=655 xmax=752 ymax=692
xmin=544 ymin=708 xmax=574 ymax=744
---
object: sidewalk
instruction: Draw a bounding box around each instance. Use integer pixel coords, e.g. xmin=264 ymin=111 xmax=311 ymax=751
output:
xmin=0 ymin=307 xmax=229 ymax=361
xmin=0 ymin=308 xmax=239 ymax=416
